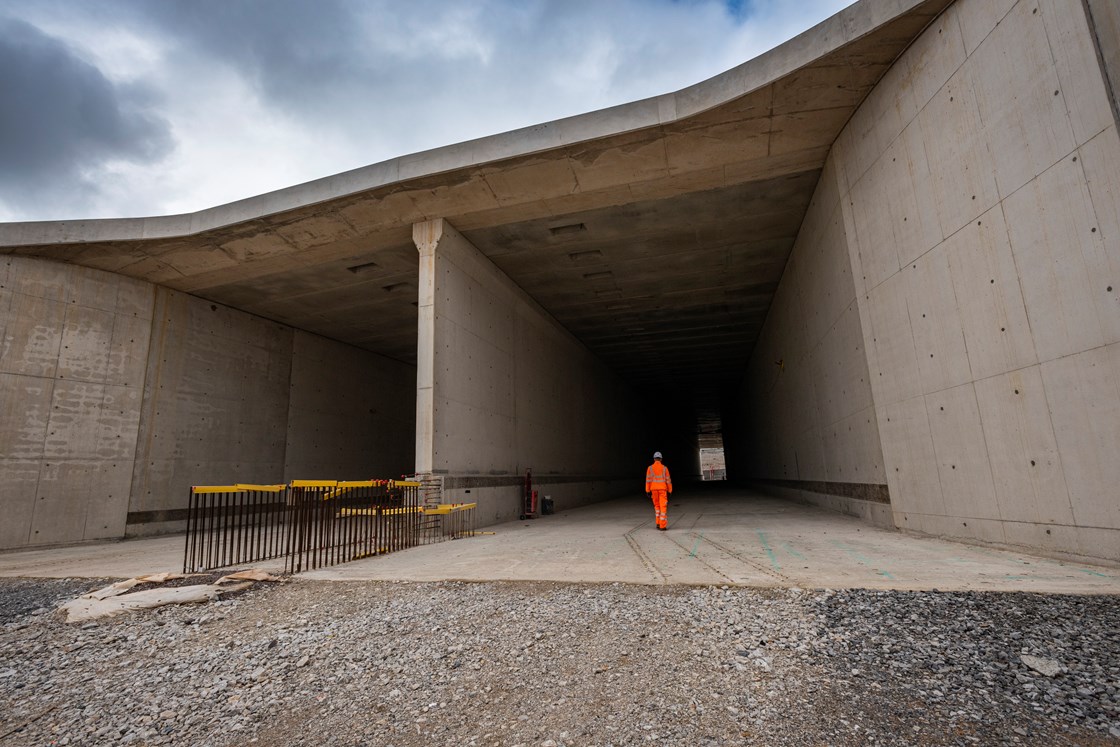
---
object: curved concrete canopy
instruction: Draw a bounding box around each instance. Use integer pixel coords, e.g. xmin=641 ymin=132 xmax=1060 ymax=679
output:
xmin=0 ymin=0 xmax=952 ymax=433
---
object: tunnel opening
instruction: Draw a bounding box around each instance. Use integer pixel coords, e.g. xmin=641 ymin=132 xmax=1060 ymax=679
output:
xmin=699 ymin=439 xmax=726 ymax=482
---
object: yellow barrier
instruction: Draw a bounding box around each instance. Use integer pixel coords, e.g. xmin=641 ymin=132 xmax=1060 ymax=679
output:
xmin=423 ymin=503 xmax=478 ymax=515
xmin=192 ymin=484 xmax=287 ymax=494
xmin=337 ymin=506 xmax=424 ymax=517
xmin=296 ymin=479 xmax=423 ymax=499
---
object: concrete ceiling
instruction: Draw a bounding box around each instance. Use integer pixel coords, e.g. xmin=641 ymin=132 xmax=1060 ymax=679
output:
xmin=0 ymin=0 xmax=953 ymax=436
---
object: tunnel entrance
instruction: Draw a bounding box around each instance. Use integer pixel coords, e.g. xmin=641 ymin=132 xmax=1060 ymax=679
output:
xmin=700 ymin=447 xmax=726 ymax=481
xmin=699 ymin=430 xmax=726 ymax=482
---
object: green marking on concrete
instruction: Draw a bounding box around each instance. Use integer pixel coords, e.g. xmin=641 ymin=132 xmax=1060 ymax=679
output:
xmin=781 ymin=541 xmax=805 ymax=560
xmin=757 ymin=530 xmax=780 ymax=571
xmin=830 ymin=539 xmax=892 ymax=580
xmin=830 ymin=540 xmax=871 ymax=564
xmin=689 ymin=532 xmax=703 ymax=558
xmin=1080 ymin=569 xmax=1109 ymax=578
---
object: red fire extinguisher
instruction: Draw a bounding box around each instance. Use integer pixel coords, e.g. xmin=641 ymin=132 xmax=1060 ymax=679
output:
xmin=520 ymin=468 xmax=537 ymax=520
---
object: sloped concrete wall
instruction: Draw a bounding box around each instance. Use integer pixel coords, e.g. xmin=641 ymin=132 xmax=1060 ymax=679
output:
xmin=0 ymin=256 xmax=152 ymax=548
xmin=728 ymin=155 xmax=889 ymax=526
xmin=1086 ymin=0 xmax=1120 ymax=118
xmin=127 ymin=288 xmax=294 ymax=535
xmin=832 ymin=0 xmax=1120 ymax=562
xmin=1 ymin=256 xmax=420 ymax=548
xmin=283 ymin=330 xmax=415 ymax=481
xmin=415 ymin=219 xmax=645 ymax=524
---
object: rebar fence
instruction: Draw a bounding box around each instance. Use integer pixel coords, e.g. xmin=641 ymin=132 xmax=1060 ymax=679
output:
xmin=184 ymin=484 xmax=289 ymax=573
xmin=286 ymin=480 xmax=421 ymax=573
xmin=419 ymin=501 xmax=477 ymax=544
xmin=184 ymin=479 xmax=477 ymax=573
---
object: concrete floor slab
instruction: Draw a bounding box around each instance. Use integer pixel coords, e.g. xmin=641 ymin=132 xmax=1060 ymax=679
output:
xmin=3 ymin=488 xmax=1116 ymax=593
xmin=303 ymin=490 xmax=1120 ymax=592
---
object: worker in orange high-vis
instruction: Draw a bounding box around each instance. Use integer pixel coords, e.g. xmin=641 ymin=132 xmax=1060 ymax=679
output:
xmin=645 ymin=451 xmax=672 ymax=530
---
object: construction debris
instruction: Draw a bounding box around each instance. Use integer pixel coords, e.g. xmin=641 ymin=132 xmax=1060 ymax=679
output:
xmin=58 ymin=570 xmax=281 ymax=622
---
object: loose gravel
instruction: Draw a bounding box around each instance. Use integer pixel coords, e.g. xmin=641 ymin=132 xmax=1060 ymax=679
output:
xmin=1 ymin=577 xmax=1117 ymax=746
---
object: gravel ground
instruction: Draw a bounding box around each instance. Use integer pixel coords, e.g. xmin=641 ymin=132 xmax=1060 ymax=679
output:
xmin=1 ymin=577 xmax=1117 ymax=746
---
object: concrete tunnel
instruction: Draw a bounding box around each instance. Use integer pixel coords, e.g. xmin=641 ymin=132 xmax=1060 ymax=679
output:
xmin=1 ymin=0 xmax=1118 ymax=565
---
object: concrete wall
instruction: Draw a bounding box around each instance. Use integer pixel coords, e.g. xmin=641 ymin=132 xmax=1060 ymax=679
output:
xmin=732 ymin=0 xmax=1120 ymax=562
xmin=831 ymin=0 xmax=1119 ymax=562
xmin=0 ymin=256 xmax=152 ymax=548
xmin=728 ymin=154 xmax=890 ymax=527
xmin=127 ymin=288 xmax=294 ymax=534
xmin=284 ymin=330 xmax=415 ymax=481
xmin=414 ymin=219 xmax=645 ymax=524
xmin=1 ymin=256 xmax=417 ymax=548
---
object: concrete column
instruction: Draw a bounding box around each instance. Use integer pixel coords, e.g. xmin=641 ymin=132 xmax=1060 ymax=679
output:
xmin=411 ymin=217 xmax=526 ymax=475
xmin=412 ymin=218 xmax=645 ymax=524
xmin=414 ymin=220 xmax=439 ymax=475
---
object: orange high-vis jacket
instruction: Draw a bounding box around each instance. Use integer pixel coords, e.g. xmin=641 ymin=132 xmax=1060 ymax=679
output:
xmin=645 ymin=461 xmax=672 ymax=493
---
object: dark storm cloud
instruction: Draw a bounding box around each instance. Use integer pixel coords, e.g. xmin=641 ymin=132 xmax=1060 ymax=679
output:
xmin=118 ymin=0 xmax=746 ymax=145
xmin=0 ymin=16 xmax=173 ymax=215
xmin=130 ymin=0 xmax=375 ymax=109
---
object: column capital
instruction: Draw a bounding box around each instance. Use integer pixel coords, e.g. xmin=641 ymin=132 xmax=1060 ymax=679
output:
xmin=412 ymin=218 xmax=446 ymax=255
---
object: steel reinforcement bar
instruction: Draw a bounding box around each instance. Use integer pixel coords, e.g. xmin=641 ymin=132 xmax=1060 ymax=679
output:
xmin=284 ymin=480 xmax=422 ymax=573
xmin=419 ymin=503 xmax=478 ymax=544
xmin=185 ymin=480 xmax=476 ymax=573
xmin=184 ymin=484 xmax=288 ymax=573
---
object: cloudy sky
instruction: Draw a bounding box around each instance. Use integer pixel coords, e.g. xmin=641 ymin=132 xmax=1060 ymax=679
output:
xmin=0 ymin=0 xmax=853 ymax=222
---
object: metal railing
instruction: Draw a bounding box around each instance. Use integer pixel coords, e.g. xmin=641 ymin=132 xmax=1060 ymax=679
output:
xmin=183 ymin=480 xmax=476 ymax=573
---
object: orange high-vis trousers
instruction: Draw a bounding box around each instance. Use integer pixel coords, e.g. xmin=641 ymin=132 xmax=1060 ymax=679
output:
xmin=650 ymin=489 xmax=668 ymax=529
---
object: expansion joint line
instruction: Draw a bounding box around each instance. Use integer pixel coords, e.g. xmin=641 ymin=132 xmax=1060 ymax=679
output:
xmin=624 ymin=520 xmax=667 ymax=584
xmin=691 ymin=533 xmax=793 ymax=584
xmin=662 ymin=534 xmax=734 ymax=584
